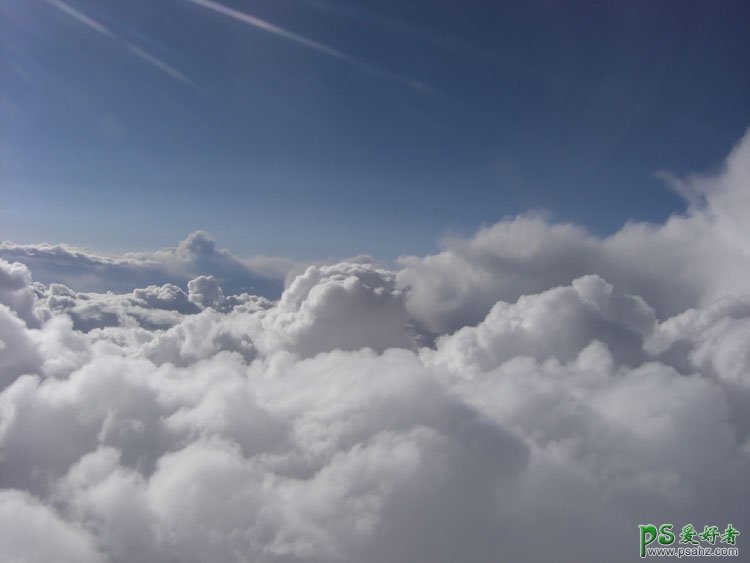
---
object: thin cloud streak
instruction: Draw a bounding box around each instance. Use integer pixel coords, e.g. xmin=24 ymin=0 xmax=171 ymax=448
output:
xmin=126 ymin=44 xmax=197 ymax=88
xmin=188 ymin=0 xmax=352 ymax=62
xmin=47 ymin=0 xmax=116 ymax=39
xmin=186 ymin=0 xmax=433 ymax=93
xmin=46 ymin=0 xmax=196 ymax=89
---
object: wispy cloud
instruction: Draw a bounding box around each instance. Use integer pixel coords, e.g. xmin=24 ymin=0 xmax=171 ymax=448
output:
xmin=186 ymin=0 xmax=432 ymax=93
xmin=189 ymin=0 xmax=352 ymax=62
xmin=47 ymin=0 xmax=116 ymax=39
xmin=46 ymin=0 xmax=196 ymax=89
xmin=125 ymin=44 xmax=196 ymax=88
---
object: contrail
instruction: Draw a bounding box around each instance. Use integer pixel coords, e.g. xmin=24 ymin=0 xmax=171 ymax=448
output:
xmin=47 ymin=0 xmax=115 ymax=39
xmin=126 ymin=44 xmax=196 ymax=87
xmin=189 ymin=0 xmax=352 ymax=62
xmin=186 ymin=0 xmax=432 ymax=93
xmin=47 ymin=0 xmax=196 ymax=89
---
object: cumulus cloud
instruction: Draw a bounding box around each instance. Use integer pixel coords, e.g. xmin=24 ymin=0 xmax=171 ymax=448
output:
xmin=398 ymin=130 xmax=750 ymax=334
xmin=0 ymin=230 xmax=293 ymax=297
xmin=0 ymin=260 xmax=43 ymax=327
xmin=0 ymin=489 xmax=105 ymax=563
xmin=37 ymin=282 xmax=199 ymax=332
xmin=0 ymin=305 xmax=43 ymax=386
xmin=1 ymin=131 xmax=750 ymax=562
xmin=262 ymin=262 xmax=415 ymax=357
xmin=187 ymin=275 xmax=225 ymax=310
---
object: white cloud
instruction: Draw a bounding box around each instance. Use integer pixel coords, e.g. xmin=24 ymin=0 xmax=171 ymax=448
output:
xmin=0 ymin=305 xmax=43 ymax=387
xmin=188 ymin=275 xmax=225 ymax=310
xmin=0 ymin=260 xmax=44 ymax=327
xmin=0 ymin=489 xmax=105 ymax=563
xmin=0 ymin=230 xmax=293 ymax=297
xmin=430 ymin=274 xmax=655 ymax=372
xmin=185 ymin=0 xmax=432 ymax=93
xmin=38 ymin=283 xmax=198 ymax=332
xmin=261 ymin=262 xmax=415 ymax=357
xmin=1 ymin=131 xmax=750 ymax=562
xmin=398 ymin=130 xmax=750 ymax=334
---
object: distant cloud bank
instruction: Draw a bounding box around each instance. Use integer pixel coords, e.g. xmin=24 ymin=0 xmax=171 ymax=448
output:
xmin=0 ymin=230 xmax=293 ymax=297
xmin=1 ymin=130 xmax=750 ymax=562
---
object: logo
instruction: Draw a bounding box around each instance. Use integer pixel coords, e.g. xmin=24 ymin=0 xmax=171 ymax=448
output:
xmin=639 ymin=523 xmax=740 ymax=558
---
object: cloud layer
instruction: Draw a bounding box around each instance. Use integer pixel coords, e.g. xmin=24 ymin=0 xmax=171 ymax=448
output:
xmin=1 ymin=131 xmax=750 ymax=562
xmin=0 ymin=230 xmax=293 ymax=297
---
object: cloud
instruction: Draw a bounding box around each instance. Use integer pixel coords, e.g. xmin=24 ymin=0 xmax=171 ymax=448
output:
xmin=398 ymin=130 xmax=750 ymax=334
xmin=38 ymin=282 xmax=199 ymax=332
xmin=0 ymin=489 xmax=105 ymax=563
xmin=1 ymin=131 xmax=750 ymax=561
xmin=185 ymin=0 xmax=432 ymax=93
xmin=261 ymin=262 xmax=415 ymax=357
xmin=187 ymin=275 xmax=225 ymax=310
xmin=0 ymin=304 xmax=43 ymax=387
xmin=0 ymin=230 xmax=293 ymax=297
xmin=124 ymin=44 xmax=196 ymax=88
xmin=47 ymin=0 xmax=196 ymax=88
xmin=430 ymin=274 xmax=655 ymax=371
xmin=0 ymin=260 xmax=43 ymax=327
xmin=47 ymin=0 xmax=116 ymax=39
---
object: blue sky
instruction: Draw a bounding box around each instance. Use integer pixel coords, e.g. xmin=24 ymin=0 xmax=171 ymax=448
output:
xmin=2 ymin=0 xmax=749 ymax=259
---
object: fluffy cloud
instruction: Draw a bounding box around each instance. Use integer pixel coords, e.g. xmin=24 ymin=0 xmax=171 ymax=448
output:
xmin=0 ymin=489 xmax=105 ymax=563
xmin=187 ymin=275 xmax=225 ymax=309
xmin=0 ymin=230 xmax=293 ymax=297
xmin=0 ymin=260 xmax=43 ymax=327
xmin=1 ymin=132 xmax=750 ymax=562
xmin=430 ymin=274 xmax=656 ymax=371
xmin=261 ymin=262 xmax=415 ymax=357
xmin=0 ymin=304 xmax=43 ymax=386
xmin=37 ymin=283 xmax=199 ymax=332
xmin=398 ymin=130 xmax=750 ymax=334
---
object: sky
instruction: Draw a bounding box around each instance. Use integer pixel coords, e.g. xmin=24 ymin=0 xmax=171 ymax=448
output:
xmin=2 ymin=0 xmax=749 ymax=259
